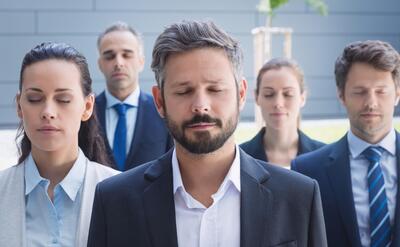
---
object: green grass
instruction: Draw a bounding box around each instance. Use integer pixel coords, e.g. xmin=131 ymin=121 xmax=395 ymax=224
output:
xmin=235 ymin=119 xmax=400 ymax=144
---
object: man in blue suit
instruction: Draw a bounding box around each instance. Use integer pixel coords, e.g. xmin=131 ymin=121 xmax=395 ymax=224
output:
xmin=88 ymin=20 xmax=327 ymax=247
xmin=96 ymin=22 xmax=172 ymax=171
xmin=292 ymin=40 xmax=400 ymax=247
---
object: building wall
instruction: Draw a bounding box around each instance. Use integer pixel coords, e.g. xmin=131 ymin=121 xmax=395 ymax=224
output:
xmin=0 ymin=0 xmax=399 ymax=126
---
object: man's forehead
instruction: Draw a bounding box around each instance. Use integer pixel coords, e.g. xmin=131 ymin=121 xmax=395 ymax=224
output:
xmin=99 ymin=31 xmax=140 ymax=51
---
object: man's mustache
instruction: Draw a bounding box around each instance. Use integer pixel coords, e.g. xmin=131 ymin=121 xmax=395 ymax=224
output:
xmin=183 ymin=114 xmax=222 ymax=128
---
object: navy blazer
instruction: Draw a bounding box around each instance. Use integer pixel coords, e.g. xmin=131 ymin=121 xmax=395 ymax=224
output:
xmin=292 ymin=132 xmax=400 ymax=247
xmin=95 ymin=91 xmax=173 ymax=171
xmin=88 ymin=148 xmax=327 ymax=247
xmin=240 ymin=127 xmax=325 ymax=162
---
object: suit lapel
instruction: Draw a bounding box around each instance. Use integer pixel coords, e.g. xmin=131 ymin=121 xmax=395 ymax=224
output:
xmin=239 ymin=149 xmax=271 ymax=247
xmin=125 ymin=91 xmax=146 ymax=169
xmin=326 ymin=135 xmax=362 ymax=247
xmin=142 ymin=151 xmax=178 ymax=247
xmin=298 ymin=130 xmax=313 ymax=154
xmin=95 ymin=92 xmax=116 ymax=167
xmin=390 ymin=132 xmax=400 ymax=246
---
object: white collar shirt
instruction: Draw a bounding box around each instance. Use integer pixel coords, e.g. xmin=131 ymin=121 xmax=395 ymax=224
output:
xmin=104 ymin=87 xmax=140 ymax=153
xmin=172 ymin=145 xmax=241 ymax=247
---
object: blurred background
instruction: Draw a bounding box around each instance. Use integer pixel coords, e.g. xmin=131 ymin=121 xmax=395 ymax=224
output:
xmin=0 ymin=0 xmax=399 ymax=168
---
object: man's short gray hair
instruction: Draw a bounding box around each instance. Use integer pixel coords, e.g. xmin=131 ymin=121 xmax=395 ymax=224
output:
xmin=97 ymin=21 xmax=144 ymax=55
xmin=151 ymin=20 xmax=243 ymax=89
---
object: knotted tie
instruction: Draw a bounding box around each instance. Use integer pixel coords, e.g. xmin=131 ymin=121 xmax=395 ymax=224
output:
xmin=363 ymin=146 xmax=392 ymax=247
xmin=113 ymin=103 xmax=132 ymax=171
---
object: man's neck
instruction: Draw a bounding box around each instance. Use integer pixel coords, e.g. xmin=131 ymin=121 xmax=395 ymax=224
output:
xmin=350 ymin=125 xmax=392 ymax=145
xmin=108 ymin=84 xmax=137 ymax=102
xmin=175 ymin=139 xmax=236 ymax=207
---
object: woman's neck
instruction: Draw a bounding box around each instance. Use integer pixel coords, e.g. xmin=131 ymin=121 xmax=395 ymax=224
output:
xmin=263 ymin=126 xmax=299 ymax=167
xmin=30 ymin=146 xmax=79 ymax=188
xmin=263 ymin=125 xmax=299 ymax=151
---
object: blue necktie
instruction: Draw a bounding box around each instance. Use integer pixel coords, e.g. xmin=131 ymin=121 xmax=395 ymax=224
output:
xmin=113 ymin=103 xmax=132 ymax=171
xmin=363 ymin=146 xmax=392 ymax=247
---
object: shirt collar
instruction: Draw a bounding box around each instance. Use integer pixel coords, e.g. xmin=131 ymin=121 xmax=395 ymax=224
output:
xmin=105 ymin=86 xmax=140 ymax=109
xmin=172 ymin=145 xmax=241 ymax=195
xmin=25 ymin=154 xmax=45 ymax=196
xmin=59 ymin=149 xmax=87 ymax=201
xmin=348 ymin=128 xmax=396 ymax=158
xmin=24 ymin=149 xmax=87 ymax=201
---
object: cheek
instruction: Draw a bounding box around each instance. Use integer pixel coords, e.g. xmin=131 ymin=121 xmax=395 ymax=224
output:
xmin=287 ymin=98 xmax=302 ymax=110
xmin=19 ymin=105 xmax=35 ymax=124
xmin=63 ymin=106 xmax=86 ymax=129
xmin=257 ymin=98 xmax=274 ymax=111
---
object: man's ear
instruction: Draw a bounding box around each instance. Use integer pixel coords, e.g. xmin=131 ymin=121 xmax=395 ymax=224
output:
xmin=337 ymin=89 xmax=346 ymax=106
xmin=395 ymin=87 xmax=400 ymax=106
xmin=238 ymin=77 xmax=248 ymax=111
xmin=97 ymin=57 xmax=104 ymax=74
xmin=138 ymin=55 xmax=145 ymax=73
xmin=152 ymin=86 xmax=165 ymax=118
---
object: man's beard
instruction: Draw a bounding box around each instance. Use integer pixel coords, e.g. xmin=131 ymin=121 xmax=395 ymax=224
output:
xmin=165 ymin=112 xmax=238 ymax=154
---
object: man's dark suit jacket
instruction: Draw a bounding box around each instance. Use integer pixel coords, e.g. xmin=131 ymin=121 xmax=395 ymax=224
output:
xmin=88 ymin=148 xmax=327 ymax=247
xmin=291 ymin=133 xmax=400 ymax=247
xmin=96 ymin=91 xmax=173 ymax=170
xmin=240 ymin=127 xmax=325 ymax=162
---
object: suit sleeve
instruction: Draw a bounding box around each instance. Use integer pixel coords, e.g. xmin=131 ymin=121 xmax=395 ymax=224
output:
xmin=290 ymin=158 xmax=298 ymax=171
xmin=308 ymin=180 xmax=328 ymax=247
xmin=87 ymin=184 xmax=107 ymax=247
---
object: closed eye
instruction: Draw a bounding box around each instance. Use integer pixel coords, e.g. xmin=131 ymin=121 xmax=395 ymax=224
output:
xmin=209 ymin=88 xmax=222 ymax=93
xmin=175 ymin=89 xmax=192 ymax=96
xmin=27 ymin=98 xmax=42 ymax=103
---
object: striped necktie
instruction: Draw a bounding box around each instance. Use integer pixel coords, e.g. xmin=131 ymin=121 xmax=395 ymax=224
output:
xmin=362 ymin=146 xmax=392 ymax=247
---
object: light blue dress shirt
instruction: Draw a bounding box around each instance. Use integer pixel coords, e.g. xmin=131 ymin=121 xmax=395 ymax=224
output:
xmin=105 ymin=88 xmax=139 ymax=154
xmin=25 ymin=150 xmax=87 ymax=247
xmin=348 ymin=129 xmax=398 ymax=247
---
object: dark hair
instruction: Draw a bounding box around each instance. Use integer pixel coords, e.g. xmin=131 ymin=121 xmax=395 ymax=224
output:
xmin=255 ymin=57 xmax=305 ymax=95
xmin=151 ymin=20 xmax=243 ymax=90
xmin=17 ymin=42 xmax=110 ymax=165
xmin=335 ymin=40 xmax=400 ymax=93
xmin=97 ymin=21 xmax=143 ymax=55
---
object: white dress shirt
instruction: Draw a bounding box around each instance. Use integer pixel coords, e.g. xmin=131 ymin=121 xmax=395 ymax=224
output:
xmin=172 ymin=146 xmax=241 ymax=247
xmin=105 ymin=88 xmax=139 ymax=154
xmin=348 ymin=129 xmax=398 ymax=247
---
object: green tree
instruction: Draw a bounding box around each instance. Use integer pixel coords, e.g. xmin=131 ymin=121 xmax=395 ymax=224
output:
xmin=257 ymin=0 xmax=328 ymax=27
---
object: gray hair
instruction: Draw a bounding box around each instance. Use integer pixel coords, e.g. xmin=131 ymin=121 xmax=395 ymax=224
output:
xmin=97 ymin=21 xmax=144 ymax=55
xmin=151 ymin=20 xmax=243 ymax=89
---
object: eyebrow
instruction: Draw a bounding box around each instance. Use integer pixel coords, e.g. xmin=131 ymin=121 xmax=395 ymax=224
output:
xmin=170 ymin=79 xmax=224 ymax=88
xmin=25 ymin=88 xmax=72 ymax=92
xmin=261 ymin=86 xmax=296 ymax=90
xmin=102 ymin=49 xmax=134 ymax=56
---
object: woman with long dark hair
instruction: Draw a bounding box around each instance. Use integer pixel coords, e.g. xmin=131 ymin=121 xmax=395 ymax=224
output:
xmin=241 ymin=58 xmax=325 ymax=168
xmin=0 ymin=42 xmax=119 ymax=246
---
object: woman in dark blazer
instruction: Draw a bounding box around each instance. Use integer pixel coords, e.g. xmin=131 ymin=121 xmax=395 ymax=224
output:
xmin=241 ymin=58 xmax=324 ymax=168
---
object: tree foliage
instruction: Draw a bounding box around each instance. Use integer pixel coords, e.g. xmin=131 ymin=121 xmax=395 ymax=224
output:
xmin=257 ymin=0 xmax=328 ymax=16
